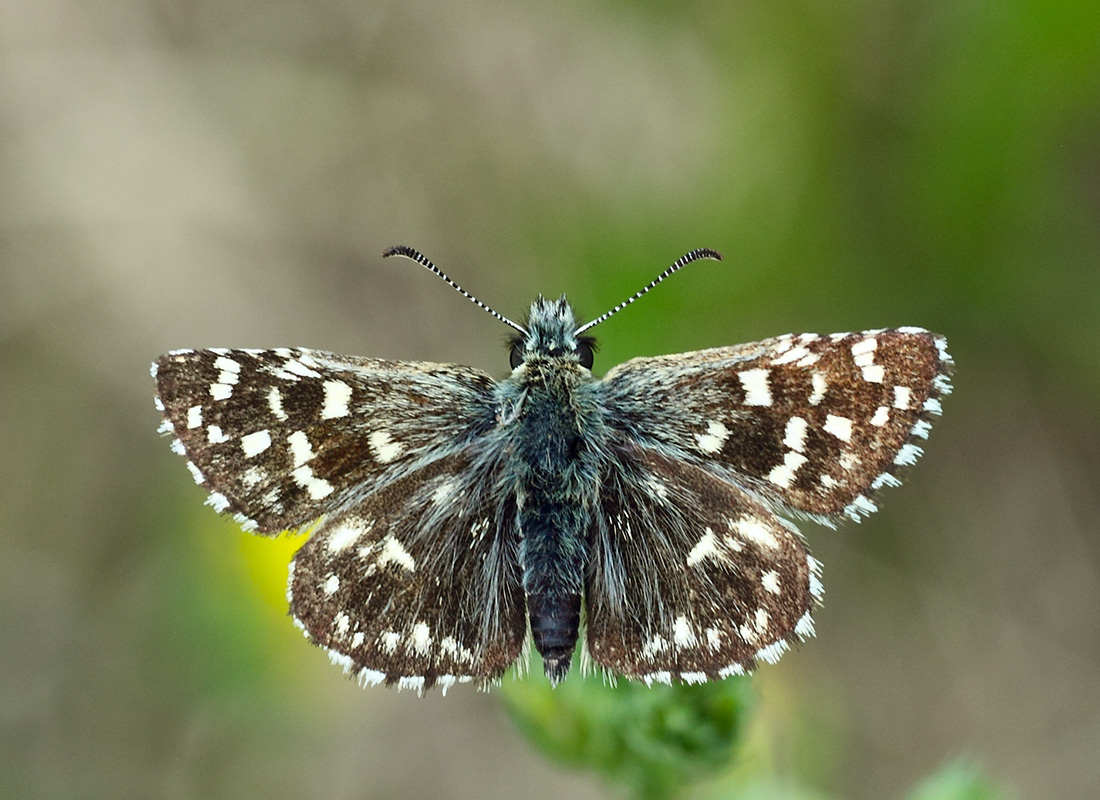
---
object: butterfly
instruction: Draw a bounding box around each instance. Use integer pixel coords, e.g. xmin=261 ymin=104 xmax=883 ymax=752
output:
xmin=152 ymin=246 xmax=952 ymax=693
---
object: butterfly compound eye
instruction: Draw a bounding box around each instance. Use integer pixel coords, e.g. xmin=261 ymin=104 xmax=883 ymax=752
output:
xmin=509 ymin=341 xmax=525 ymax=369
xmin=577 ymin=339 xmax=594 ymax=369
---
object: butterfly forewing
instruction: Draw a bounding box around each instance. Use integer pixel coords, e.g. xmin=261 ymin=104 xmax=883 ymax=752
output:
xmin=601 ymin=329 xmax=952 ymax=523
xmin=153 ymin=348 xmax=496 ymax=533
xmin=288 ymin=453 xmax=526 ymax=692
xmin=585 ymin=445 xmax=820 ymax=683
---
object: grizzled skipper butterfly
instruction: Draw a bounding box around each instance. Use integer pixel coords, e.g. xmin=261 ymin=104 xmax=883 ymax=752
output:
xmin=153 ymin=247 xmax=952 ymax=693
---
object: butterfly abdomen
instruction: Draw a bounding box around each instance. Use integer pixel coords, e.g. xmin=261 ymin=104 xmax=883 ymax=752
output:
xmin=507 ymin=354 xmax=598 ymax=685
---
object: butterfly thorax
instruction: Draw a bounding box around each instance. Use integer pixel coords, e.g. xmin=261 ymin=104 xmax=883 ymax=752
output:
xmin=501 ymin=297 xmax=601 ymax=684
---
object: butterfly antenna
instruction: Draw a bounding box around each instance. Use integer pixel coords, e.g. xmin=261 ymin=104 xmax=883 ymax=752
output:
xmin=383 ymin=245 xmax=527 ymax=334
xmin=573 ymin=248 xmax=723 ymax=335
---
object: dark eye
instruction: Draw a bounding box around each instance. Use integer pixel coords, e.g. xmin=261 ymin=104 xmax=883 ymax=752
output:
xmin=510 ymin=341 xmax=525 ymax=369
xmin=577 ymin=340 xmax=594 ymax=369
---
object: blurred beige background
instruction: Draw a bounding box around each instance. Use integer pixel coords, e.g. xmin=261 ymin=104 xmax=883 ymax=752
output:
xmin=2 ymin=1 xmax=1098 ymax=798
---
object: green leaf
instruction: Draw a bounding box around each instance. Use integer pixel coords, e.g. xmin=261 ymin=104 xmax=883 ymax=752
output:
xmin=502 ymin=660 xmax=754 ymax=800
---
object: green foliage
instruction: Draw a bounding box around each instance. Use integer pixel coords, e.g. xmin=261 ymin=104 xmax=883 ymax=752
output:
xmin=905 ymin=760 xmax=1011 ymax=800
xmin=504 ymin=662 xmax=1011 ymax=800
xmin=502 ymin=661 xmax=754 ymax=799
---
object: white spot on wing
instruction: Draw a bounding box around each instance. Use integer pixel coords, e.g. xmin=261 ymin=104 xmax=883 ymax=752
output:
xmin=214 ymin=356 xmax=241 ymax=374
xmin=823 ymin=414 xmax=854 ymax=442
xmin=377 ymin=536 xmax=416 ymax=572
xmin=808 ymin=371 xmax=828 ymax=405
xmin=695 ymin=420 xmax=730 ymax=454
xmin=686 ymin=527 xmax=724 ymax=566
xmin=432 ymin=480 xmax=457 ymax=505
xmin=284 ymin=358 xmax=322 ymax=379
xmin=333 ymin=612 xmax=350 ymax=637
xmin=754 ymin=608 xmax=769 ymax=632
xmin=731 ymin=516 xmax=780 ymax=550
xmin=241 ymin=429 xmax=272 ymax=457
xmin=838 ymin=451 xmax=860 ymax=470
xmin=379 ymin=631 xmax=400 ymax=653
xmin=287 ymin=430 xmax=315 ymax=467
xmin=207 ymin=425 xmax=229 ymax=444
xmin=268 ymin=386 xmax=288 ymax=421
xmin=893 ymin=385 xmax=912 ymax=409
xmin=737 ymin=368 xmax=772 ymax=406
xmin=673 ymin=616 xmax=697 ymax=648
xmin=850 ymin=337 xmax=878 ymax=356
xmin=409 ymin=622 xmax=432 ymax=655
xmin=291 ymin=465 xmax=334 ymax=499
xmin=323 ymin=574 xmax=340 ymax=595
xmin=326 ymin=519 xmax=367 ymax=553
xmin=321 ymin=380 xmax=353 ymax=419
xmin=782 ymin=416 xmax=809 ymax=452
xmin=369 ymin=430 xmax=404 ymax=463
xmin=441 ymin=636 xmax=474 ymax=665
xmin=870 ymin=406 xmax=890 ymax=426
xmin=213 ymin=357 xmax=241 ymax=395
xmin=642 ymin=634 xmax=669 ymax=658
xmin=766 ymin=450 xmax=808 ymax=488
xmin=186 ymin=405 xmax=203 ymax=429
xmin=761 ymin=570 xmax=781 ymax=594
xmin=772 ymin=345 xmax=811 ymax=365
xmin=861 ymin=364 xmax=885 ymax=383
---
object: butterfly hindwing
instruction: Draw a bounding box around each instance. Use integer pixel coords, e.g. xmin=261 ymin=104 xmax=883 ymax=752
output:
xmin=153 ymin=348 xmax=497 ymax=533
xmin=601 ymin=328 xmax=953 ymax=523
xmin=585 ymin=444 xmax=821 ymax=682
xmin=288 ymin=452 xmax=527 ymax=692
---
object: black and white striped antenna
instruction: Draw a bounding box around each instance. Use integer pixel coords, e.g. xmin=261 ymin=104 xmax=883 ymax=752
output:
xmin=383 ymin=245 xmax=527 ymax=335
xmin=573 ymin=248 xmax=722 ymax=335
xmin=384 ymin=245 xmax=721 ymax=337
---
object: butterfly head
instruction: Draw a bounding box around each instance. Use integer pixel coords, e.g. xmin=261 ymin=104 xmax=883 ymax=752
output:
xmin=509 ymin=296 xmax=596 ymax=371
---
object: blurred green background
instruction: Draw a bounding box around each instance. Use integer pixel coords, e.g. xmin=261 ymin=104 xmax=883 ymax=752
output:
xmin=2 ymin=0 xmax=1098 ymax=797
